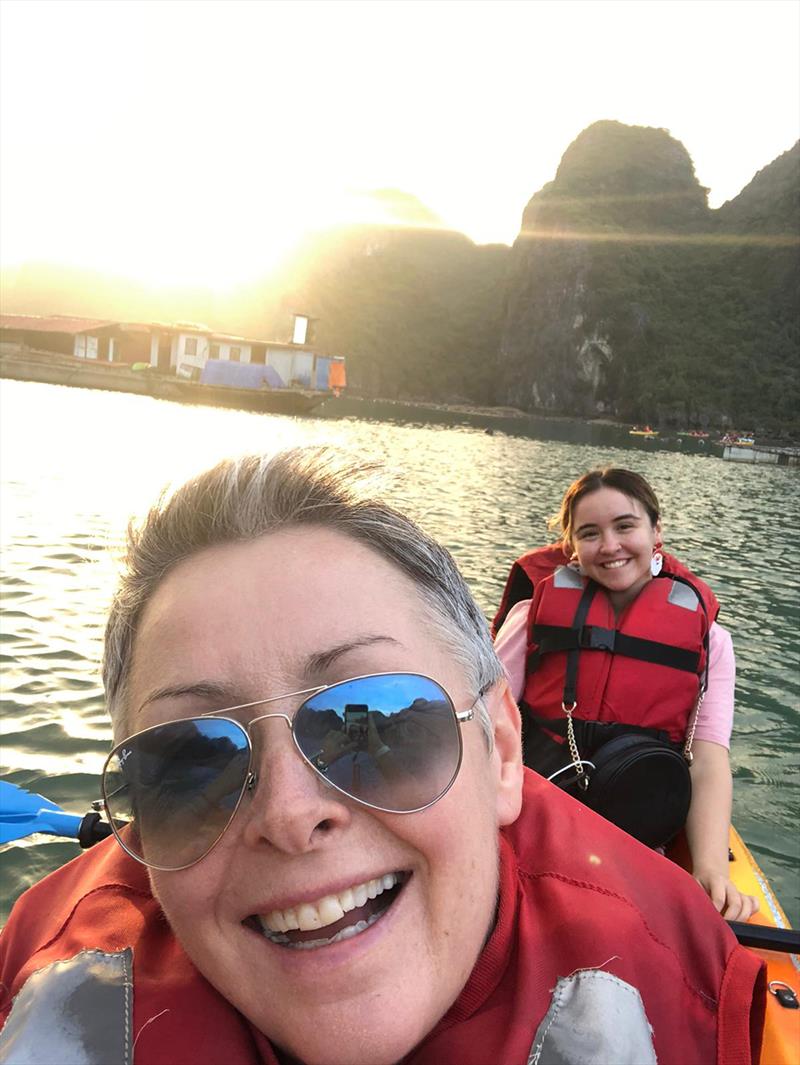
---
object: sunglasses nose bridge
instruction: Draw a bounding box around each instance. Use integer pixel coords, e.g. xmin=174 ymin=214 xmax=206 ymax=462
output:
xmin=243 ymin=712 xmax=299 ymax=794
xmin=244 ymin=711 xmax=294 ymax=737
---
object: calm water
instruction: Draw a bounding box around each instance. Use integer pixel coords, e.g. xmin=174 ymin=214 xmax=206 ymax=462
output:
xmin=1 ymin=380 xmax=798 ymax=926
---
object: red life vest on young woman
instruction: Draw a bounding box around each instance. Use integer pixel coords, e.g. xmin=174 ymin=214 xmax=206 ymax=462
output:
xmin=492 ymin=544 xmax=720 ymax=635
xmin=521 ymin=565 xmax=718 ymax=743
xmin=0 ymin=773 xmax=765 ymax=1065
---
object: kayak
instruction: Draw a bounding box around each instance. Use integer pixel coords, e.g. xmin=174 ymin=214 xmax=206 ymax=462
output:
xmin=727 ymin=827 xmax=800 ymax=1065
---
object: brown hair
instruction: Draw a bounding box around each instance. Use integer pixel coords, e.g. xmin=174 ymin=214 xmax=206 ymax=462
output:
xmin=550 ymin=467 xmax=661 ymax=552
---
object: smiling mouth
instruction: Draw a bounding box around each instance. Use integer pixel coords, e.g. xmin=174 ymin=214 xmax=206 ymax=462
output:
xmin=248 ymin=871 xmax=409 ymax=951
xmin=601 ymin=559 xmax=630 ymax=569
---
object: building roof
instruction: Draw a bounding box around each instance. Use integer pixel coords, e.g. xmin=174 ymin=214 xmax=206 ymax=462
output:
xmin=0 ymin=313 xmax=344 ymax=360
xmin=210 ymin=332 xmax=250 ymax=344
xmin=0 ymin=314 xmax=116 ymax=335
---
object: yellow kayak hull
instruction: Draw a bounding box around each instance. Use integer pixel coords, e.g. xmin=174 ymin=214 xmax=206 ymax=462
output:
xmin=728 ymin=827 xmax=799 ymax=1065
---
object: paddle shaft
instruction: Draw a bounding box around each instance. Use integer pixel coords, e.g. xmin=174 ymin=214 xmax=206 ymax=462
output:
xmin=728 ymin=921 xmax=800 ymax=954
xmin=0 ymin=780 xmax=113 ymax=847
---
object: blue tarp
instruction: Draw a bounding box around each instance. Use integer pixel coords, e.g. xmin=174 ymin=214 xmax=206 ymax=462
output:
xmin=200 ymin=359 xmax=285 ymax=390
xmin=315 ymin=357 xmax=331 ymax=390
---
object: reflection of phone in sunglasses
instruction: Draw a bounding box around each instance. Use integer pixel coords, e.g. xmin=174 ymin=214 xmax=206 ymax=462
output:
xmin=344 ymin=703 xmax=369 ymax=740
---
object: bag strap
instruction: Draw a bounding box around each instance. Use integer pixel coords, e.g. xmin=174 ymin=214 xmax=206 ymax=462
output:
xmin=657 ymin=570 xmax=711 ymax=765
xmin=559 ymin=581 xmax=598 ymax=788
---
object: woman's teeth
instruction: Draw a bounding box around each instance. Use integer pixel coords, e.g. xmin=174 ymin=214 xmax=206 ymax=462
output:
xmin=267 ymin=909 xmax=386 ymax=950
xmin=256 ymin=872 xmax=402 ymax=948
xmin=602 ymin=559 xmax=629 ymax=568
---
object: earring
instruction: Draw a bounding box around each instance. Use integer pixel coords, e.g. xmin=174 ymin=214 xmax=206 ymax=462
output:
xmin=568 ymin=553 xmax=586 ymax=576
xmin=650 ymin=550 xmax=663 ymax=577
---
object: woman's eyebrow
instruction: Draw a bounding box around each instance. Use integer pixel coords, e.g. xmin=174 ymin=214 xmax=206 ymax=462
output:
xmin=303 ymin=635 xmax=401 ymax=674
xmin=136 ymin=681 xmax=234 ymax=713
xmin=134 ymin=636 xmax=401 ymax=715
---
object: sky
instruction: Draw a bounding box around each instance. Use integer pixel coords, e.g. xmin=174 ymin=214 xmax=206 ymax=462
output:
xmin=1 ymin=0 xmax=798 ymax=289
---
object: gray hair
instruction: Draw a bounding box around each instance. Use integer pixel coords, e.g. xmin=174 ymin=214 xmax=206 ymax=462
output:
xmin=103 ymin=446 xmax=504 ymax=743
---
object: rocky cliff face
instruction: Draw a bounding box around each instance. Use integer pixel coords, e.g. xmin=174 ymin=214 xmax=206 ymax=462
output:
xmin=498 ymin=122 xmax=799 ymax=429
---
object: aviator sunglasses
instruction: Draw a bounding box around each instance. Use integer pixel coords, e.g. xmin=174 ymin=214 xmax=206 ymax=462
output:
xmin=100 ymin=672 xmax=484 ymax=871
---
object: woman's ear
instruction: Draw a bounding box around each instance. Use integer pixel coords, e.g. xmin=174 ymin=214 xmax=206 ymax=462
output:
xmin=491 ymin=683 xmax=524 ymax=827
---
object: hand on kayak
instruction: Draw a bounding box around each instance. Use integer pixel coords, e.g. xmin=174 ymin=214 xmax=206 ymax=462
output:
xmin=694 ymin=870 xmax=760 ymax=921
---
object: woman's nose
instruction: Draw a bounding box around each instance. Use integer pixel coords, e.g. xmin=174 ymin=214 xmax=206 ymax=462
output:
xmin=599 ymin=529 xmax=620 ymax=552
xmin=238 ymin=718 xmax=353 ymax=855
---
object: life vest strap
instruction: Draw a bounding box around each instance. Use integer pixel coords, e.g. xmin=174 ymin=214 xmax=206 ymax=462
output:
xmin=531 ymin=623 xmax=701 ymax=674
xmin=522 ymin=707 xmax=676 ymax=750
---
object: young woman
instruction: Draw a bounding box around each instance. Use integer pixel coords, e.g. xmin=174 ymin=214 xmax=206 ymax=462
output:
xmin=494 ymin=467 xmax=759 ymax=921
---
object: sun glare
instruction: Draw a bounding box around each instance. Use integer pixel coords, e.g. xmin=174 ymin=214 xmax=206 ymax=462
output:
xmin=5 ymin=187 xmax=439 ymax=295
xmin=1 ymin=1 xmax=798 ymax=293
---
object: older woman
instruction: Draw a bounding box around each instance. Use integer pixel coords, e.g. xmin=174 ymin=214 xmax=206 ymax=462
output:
xmin=0 ymin=449 xmax=763 ymax=1065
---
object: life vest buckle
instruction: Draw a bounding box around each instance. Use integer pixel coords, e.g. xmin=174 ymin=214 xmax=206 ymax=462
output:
xmin=579 ymin=625 xmax=617 ymax=652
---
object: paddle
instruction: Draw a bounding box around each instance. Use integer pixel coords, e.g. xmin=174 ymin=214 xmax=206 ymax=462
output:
xmin=728 ymin=921 xmax=800 ymax=955
xmin=0 ymin=780 xmax=112 ymax=848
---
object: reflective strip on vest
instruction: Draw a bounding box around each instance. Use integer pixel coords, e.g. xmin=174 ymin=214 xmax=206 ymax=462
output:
xmin=0 ymin=948 xmax=132 ymax=1065
xmin=667 ymin=579 xmax=701 ymax=611
xmin=527 ymin=969 xmax=656 ymax=1065
xmin=552 ymin=565 xmax=583 ymax=590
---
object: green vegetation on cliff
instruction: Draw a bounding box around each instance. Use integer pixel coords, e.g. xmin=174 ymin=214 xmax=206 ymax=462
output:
xmin=498 ymin=123 xmax=799 ymax=432
xmin=265 ymin=225 xmax=507 ymax=403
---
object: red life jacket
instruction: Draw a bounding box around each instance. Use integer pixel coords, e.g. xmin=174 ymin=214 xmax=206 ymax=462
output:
xmin=521 ymin=566 xmax=717 ymax=743
xmin=492 ymin=543 xmax=571 ymax=635
xmin=492 ymin=544 xmax=720 ymax=635
xmin=0 ymin=774 xmax=764 ymax=1065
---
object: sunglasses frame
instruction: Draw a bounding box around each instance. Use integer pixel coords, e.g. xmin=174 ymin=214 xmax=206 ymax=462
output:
xmin=100 ymin=672 xmax=483 ymax=871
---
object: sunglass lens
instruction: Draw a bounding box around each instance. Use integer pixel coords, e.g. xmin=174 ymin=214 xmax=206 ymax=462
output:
xmin=103 ymin=718 xmax=251 ymax=869
xmin=294 ymin=674 xmax=462 ymax=812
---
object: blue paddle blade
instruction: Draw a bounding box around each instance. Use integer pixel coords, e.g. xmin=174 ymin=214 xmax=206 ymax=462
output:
xmin=0 ymin=780 xmax=83 ymax=844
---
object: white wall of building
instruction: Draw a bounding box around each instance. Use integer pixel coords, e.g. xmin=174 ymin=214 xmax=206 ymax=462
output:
xmin=265 ymin=346 xmax=294 ymax=385
xmin=176 ymin=332 xmax=210 ymax=368
xmin=210 ymin=341 xmax=252 ymax=363
xmin=291 ymin=350 xmax=314 ymax=386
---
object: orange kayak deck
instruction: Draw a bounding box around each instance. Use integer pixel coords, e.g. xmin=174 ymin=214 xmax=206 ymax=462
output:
xmin=728 ymin=827 xmax=799 ymax=1065
xmin=669 ymin=827 xmax=799 ymax=1064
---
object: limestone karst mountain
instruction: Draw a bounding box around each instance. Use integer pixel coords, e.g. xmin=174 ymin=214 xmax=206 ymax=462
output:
xmin=496 ymin=123 xmax=799 ymax=430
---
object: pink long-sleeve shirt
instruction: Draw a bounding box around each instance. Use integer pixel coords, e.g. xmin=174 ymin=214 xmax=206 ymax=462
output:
xmin=494 ymin=600 xmax=735 ymax=748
